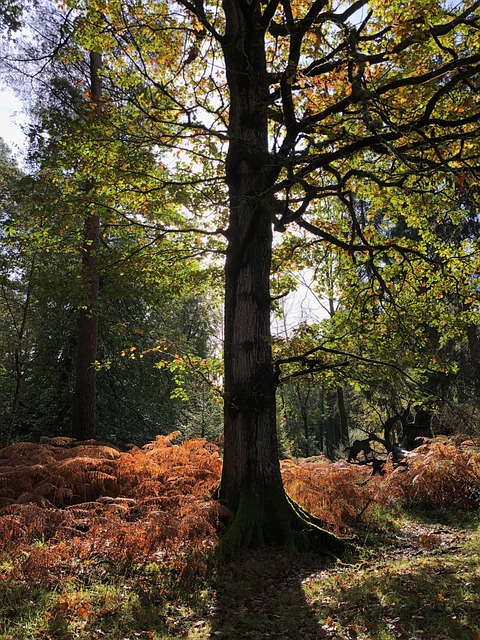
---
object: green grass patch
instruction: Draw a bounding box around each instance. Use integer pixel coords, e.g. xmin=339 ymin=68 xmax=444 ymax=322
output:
xmin=0 ymin=551 xmax=215 ymax=640
xmin=303 ymin=532 xmax=480 ymax=639
xmin=403 ymin=506 xmax=480 ymax=529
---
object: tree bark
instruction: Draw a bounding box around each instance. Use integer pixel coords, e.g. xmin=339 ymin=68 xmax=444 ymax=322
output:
xmin=72 ymin=51 xmax=102 ymax=440
xmin=466 ymin=324 xmax=480 ymax=365
xmin=219 ymin=0 xmax=344 ymax=555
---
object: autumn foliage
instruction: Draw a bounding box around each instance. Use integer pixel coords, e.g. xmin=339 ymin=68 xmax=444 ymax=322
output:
xmin=0 ymin=434 xmax=479 ymax=583
xmin=378 ymin=437 xmax=480 ymax=511
xmin=0 ymin=434 xmax=224 ymax=582
xmin=282 ymin=437 xmax=480 ymax=537
xmin=281 ymin=458 xmax=373 ymax=535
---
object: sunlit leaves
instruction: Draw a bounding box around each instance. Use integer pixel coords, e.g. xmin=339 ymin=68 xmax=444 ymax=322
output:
xmin=23 ymin=0 xmax=480 ymax=404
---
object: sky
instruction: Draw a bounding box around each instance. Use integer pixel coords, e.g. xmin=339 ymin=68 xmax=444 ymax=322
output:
xmin=0 ymin=87 xmax=27 ymax=156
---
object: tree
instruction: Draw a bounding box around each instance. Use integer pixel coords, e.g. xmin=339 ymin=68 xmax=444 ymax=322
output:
xmin=1 ymin=5 xmax=223 ymax=444
xmin=219 ymin=0 xmax=479 ymax=552
xmin=0 ymin=0 xmax=24 ymax=32
xmin=72 ymin=51 xmax=102 ymax=440
xmin=53 ymin=0 xmax=480 ymax=552
xmin=0 ymin=140 xmax=33 ymax=444
xmin=0 ymin=139 xmax=76 ymax=443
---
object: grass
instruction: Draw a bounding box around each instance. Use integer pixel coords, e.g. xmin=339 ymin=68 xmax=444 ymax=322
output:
xmin=0 ymin=562 xmax=204 ymax=639
xmin=0 ymin=509 xmax=479 ymax=640
xmin=303 ymin=536 xmax=480 ymax=639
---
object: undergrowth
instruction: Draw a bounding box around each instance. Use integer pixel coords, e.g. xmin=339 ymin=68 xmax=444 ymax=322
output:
xmin=0 ymin=434 xmax=478 ymax=580
xmin=282 ymin=436 xmax=480 ymax=535
xmin=0 ymin=434 xmax=479 ymax=638
xmin=0 ymin=434 xmax=225 ymax=581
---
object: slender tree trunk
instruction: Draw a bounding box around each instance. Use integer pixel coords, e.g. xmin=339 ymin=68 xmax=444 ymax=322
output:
xmin=72 ymin=51 xmax=102 ymax=440
xmin=3 ymin=255 xmax=36 ymax=445
xmin=219 ymin=1 xmax=344 ymax=554
xmin=294 ymin=383 xmax=311 ymax=457
xmin=301 ymin=404 xmax=310 ymax=458
xmin=325 ymin=390 xmax=343 ymax=459
xmin=466 ymin=324 xmax=480 ymax=364
xmin=336 ymin=386 xmax=349 ymax=445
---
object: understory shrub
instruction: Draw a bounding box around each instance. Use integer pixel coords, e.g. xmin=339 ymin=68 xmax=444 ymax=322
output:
xmin=376 ymin=436 xmax=480 ymax=511
xmin=0 ymin=434 xmax=225 ymax=581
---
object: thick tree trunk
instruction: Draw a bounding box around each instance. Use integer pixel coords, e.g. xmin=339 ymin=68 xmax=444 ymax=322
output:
xmin=72 ymin=52 xmax=102 ymax=441
xmin=219 ymin=1 xmax=345 ymax=555
xmin=220 ymin=0 xmax=281 ymax=548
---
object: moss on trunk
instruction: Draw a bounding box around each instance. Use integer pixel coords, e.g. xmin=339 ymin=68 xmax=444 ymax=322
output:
xmin=219 ymin=486 xmax=349 ymax=558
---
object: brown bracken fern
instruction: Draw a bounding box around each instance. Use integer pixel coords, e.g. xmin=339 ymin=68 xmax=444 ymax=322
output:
xmin=0 ymin=434 xmax=479 ymax=584
xmin=0 ymin=434 xmax=225 ymax=583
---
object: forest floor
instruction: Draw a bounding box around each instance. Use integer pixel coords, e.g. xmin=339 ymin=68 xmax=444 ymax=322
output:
xmin=0 ymin=507 xmax=478 ymax=640
xmin=0 ymin=436 xmax=479 ymax=639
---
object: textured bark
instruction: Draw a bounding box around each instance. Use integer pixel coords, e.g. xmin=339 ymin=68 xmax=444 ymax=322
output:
xmin=220 ymin=0 xmax=279 ymax=536
xmin=72 ymin=211 xmax=99 ymax=440
xmin=72 ymin=52 xmax=102 ymax=440
xmin=219 ymin=1 xmax=344 ymax=554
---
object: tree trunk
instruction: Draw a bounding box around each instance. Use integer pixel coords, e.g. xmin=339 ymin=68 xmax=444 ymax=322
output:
xmin=72 ymin=51 xmax=102 ymax=440
xmin=466 ymin=324 xmax=480 ymax=365
xmin=336 ymin=386 xmax=349 ymax=445
xmin=4 ymin=255 xmax=36 ymax=445
xmin=219 ymin=0 xmax=344 ymax=555
xmin=295 ymin=383 xmax=311 ymax=458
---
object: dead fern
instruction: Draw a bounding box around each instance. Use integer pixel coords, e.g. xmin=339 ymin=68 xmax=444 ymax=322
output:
xmin=377 ymin=436 xmax=480 ymax=510
xmin=1 ymin=434 xmax=478 ymax=584
xmin=282 ymin=459 xmax=372 ymax=534
xmin=0 ymin=435 xmax=224 ymax=572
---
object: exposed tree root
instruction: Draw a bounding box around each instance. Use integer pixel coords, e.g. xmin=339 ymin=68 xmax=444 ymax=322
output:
xmin=286 ymin=493 xmax=352 ymax=555
xmin=218 ymin=488 xmax=354 ymax=559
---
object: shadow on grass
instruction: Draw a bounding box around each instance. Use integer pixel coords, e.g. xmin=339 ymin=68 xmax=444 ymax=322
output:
xmin=208 ymin=550 xmax=336 ymax=640
xmin=1 ymin=532 xmax=479 ymax=640
xmin=304 ymin=546 xmax=480 ymax=639
xmin=1 ymin=550 xmax=325 ymax=639
xmin=403 ymin=506 xmax=480 ymax=530
xmin=0 ymin=581 xmax=54 ymax=638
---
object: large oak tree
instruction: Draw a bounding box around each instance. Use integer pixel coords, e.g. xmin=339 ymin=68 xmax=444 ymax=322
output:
xmin=64 ymin=0 xmax=480 ymax=551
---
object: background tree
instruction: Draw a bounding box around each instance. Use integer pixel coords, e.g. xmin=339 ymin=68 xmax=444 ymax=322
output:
xmin=0 ymin=4 xmax=223 ymax=445
xmin=0 ymin=140 xmax=34 ymax=445
xmin=72 ymin=50 xmax=102 ymax=440
xmin=0 ymin=0 xmax=24 ymax=32
xmin=0 ymin=130 xmax=222 ymax=444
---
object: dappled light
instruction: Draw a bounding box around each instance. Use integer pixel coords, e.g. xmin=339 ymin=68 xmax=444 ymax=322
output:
xmin=0 ymin=436 xmax=479 ymax=638
xmin=1 ymin=0 xmax=480 ymax=636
